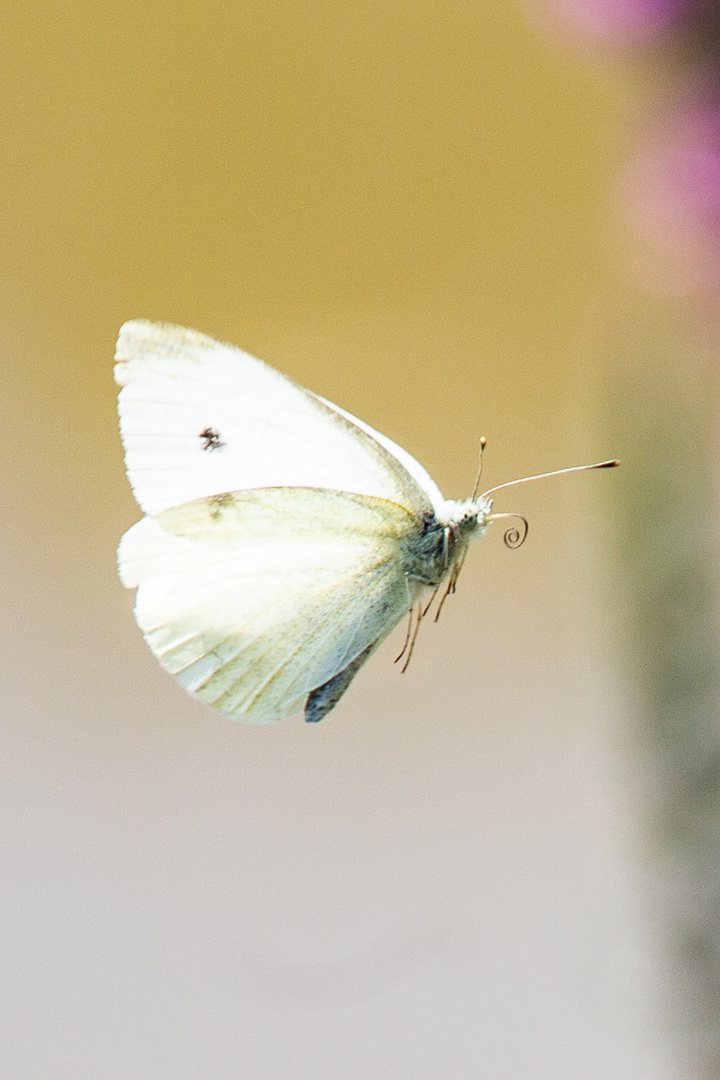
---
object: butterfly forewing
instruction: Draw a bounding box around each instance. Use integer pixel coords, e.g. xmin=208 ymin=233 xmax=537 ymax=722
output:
xmin=115 ymin=320 xmax=434 ymax=517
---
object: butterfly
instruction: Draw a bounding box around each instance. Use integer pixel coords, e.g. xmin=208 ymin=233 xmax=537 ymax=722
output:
xmin=116 ymin=320 xmax=617 ymax=724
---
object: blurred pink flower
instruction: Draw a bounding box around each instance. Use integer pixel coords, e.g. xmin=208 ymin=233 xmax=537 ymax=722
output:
xmin=623 ymin=98 xmax=720 ymax=292
xmin=529 ymin=0 xmax=689 ymax=44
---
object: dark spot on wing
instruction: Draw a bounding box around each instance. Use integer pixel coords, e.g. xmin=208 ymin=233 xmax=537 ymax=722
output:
xmin=208 ymin=492 xmax=234 ymax=520
xmin=199 ymin=427 xmax=225 ymax=451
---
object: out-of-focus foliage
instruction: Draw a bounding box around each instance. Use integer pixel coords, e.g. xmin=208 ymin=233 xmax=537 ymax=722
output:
xmin=526 ymin=0 xmax=720 ymax=1073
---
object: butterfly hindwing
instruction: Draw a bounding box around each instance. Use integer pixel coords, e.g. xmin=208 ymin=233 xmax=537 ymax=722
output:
xmin=118 ymin=487 xmax=416 ymax=722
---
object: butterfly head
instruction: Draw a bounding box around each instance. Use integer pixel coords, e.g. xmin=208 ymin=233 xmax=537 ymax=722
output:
xmin=441 ymin=495 xmax=493 ymax=537
xmin=439 ymin=495 xmax=527 ymax=550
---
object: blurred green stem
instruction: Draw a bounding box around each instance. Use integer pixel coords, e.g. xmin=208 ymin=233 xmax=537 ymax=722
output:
xmin=610 ymin=306 xmax=720 ymax=1074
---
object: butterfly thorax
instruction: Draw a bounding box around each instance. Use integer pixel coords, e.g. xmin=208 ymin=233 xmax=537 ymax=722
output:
xmin=400 ymin=496 xmax=492 ymax=587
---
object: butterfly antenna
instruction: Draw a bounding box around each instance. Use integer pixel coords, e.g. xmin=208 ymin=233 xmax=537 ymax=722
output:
xmin=481 ymin=459 xmax=619 ymax=500
xmin=471 ymin=437 xmax=488 ymax=499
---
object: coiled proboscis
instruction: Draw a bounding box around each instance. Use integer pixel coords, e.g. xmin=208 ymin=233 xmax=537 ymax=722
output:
xmin=503 ymin=515 xmax=528 ymax=549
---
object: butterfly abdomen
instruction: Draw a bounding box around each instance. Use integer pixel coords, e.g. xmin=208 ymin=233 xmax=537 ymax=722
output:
xmin=304 ymin=640 xmax=381 ymax=722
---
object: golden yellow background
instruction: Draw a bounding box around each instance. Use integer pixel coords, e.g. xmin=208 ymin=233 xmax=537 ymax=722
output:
xmin=0 ymin=2 xmax=682 ymax=1076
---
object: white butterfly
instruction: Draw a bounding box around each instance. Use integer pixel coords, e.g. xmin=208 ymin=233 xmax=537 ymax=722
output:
xmin=116 ymin=320 xmax=617 ymax=723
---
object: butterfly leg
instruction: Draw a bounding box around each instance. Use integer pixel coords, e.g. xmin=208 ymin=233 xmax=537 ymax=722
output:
xmin=394 ymin=606 xmax=415 ymax=665
xmin=434 ymin=548 xmax=469 ymax=623
xmin=400 ymin=603 xmax=425 ymax=673
xmin=422 ymin=584 xmax=441 ymax=618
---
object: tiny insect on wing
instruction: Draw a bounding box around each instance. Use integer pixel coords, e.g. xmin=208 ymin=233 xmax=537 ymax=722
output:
xmin=116 ymin=320 xmax=619 ymax=723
